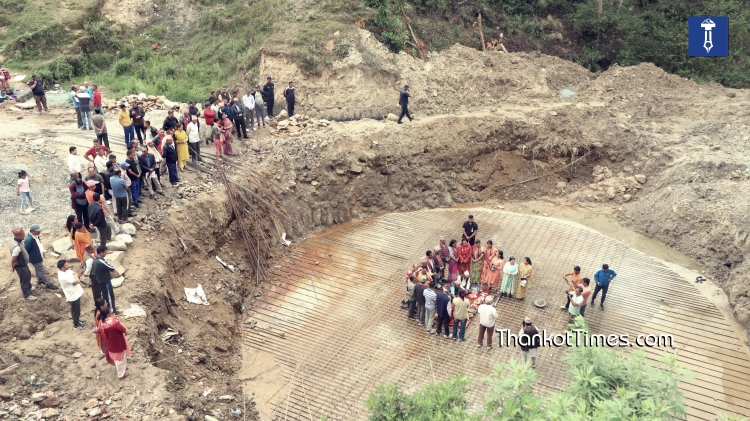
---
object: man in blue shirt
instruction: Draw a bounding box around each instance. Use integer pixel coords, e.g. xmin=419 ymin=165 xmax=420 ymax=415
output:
xmin=110 ymin=171 xmax=129 ymax=224
xmin=590 ymin=264 xmax=617 ymax=310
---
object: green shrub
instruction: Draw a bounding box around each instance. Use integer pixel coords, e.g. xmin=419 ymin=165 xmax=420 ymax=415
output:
xmin=114 ymin=60 xmax=130 ymax=77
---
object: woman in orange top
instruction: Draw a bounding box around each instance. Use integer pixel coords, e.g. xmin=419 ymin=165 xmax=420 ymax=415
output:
xmin=479 ymin=240 xmax=496 ymax=288
xmin=73 ymin=222 xmax=93 ymax=264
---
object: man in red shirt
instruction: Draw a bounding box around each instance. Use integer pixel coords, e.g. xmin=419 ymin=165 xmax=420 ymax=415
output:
xmin=203 ymin=106 xmax=216 ymax=146
xmin=92 ymin=85 xmax=102 ymax=114
xmin=83 ymin=139 xmax=110 ymax=170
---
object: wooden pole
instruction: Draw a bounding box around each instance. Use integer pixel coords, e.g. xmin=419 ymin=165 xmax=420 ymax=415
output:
xmin=478 ymin=12 xmax=486 ymax=54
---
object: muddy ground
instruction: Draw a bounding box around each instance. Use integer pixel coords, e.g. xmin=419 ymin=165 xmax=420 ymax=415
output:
xmin=1 ymin=30 xmax=749 ymax=420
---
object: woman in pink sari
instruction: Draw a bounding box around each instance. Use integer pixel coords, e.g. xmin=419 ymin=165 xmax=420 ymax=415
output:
xmin=218 ymin=114 xmax=233 ymax=155
xmin=447 ymin=239 xmax=459 ymax=282
xmin=99 ymin=307 xmax=132 ymax=379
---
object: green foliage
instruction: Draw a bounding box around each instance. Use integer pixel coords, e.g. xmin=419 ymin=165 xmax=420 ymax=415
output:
xmin=363 ymin=0 xmax=410 ymax=52
xmin=366 ymin=318 xmax=743 ymax=421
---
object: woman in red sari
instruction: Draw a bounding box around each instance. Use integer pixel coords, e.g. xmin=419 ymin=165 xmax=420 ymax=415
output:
xmin=479 ymin=240 xmax=496 ymax=288
xmin=99 ymin=307 xmax=132 ymax=379
xmin=457 ymin=238 xmax=472 ymax=276
xmin=92 ymin=298 xmax=113 ymax=363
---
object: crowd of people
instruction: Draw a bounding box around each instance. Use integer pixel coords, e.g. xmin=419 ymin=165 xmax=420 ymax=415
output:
xmin=402 ymin=214 xmax=618 ymax=368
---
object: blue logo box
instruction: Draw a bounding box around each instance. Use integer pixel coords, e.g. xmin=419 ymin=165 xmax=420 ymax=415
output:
xmin=688 ymin=16 xmax=729 ymax=57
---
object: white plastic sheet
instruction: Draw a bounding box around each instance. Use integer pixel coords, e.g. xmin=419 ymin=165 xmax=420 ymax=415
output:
xmin=185 ymin=285 xmax=209 ymax=305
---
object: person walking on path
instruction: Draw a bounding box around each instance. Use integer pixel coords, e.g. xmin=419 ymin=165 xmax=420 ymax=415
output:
xmin=579 ymin=278 xmax=592 ymax=317
xmin=92 ymin=109 xmax=109 ymax=148
xmin=242 ymin=89 xmax=256 ymax=130
xmin=397 ymin=84 xmax=412 ymax=124
xmin=435 ymin=285 xmax=452 ymax=338
xmin=92 ymin=246 xmax=118 ymax=314
xmin=451 ymin=290 xmax=470 ymax=341
xmin=76 ymin=87 xmax=93 ymax=130
xmin=162 ymin=136 xmax=180 ymax=186
xmin=92 ymin=85 xmax=102 ymax=114
xmin=71 ymin=85 xmax=83 ymax=129
xmin=263 ymin=76 xmax=275 ymax=118
xmin=461 ymin=215 xmax=478 ymax=245
xmin=283 ymin=81 xmax=296 ymax=117
xmin=423 ymin=281 xmax=438 ymax=334
xmin=590 ymin=264 xmax=617 ymax=310
xmin=519 ymin=317 xmax=540 ymax=368
xmin=118 ymin=104 xmax=134 ymax=149
xmin=24 ymin=225 xmax=58 ymax=290
xmin=231 ymin=98 xmax=248 ymax=139
xmin=567 ymin=286 xmax=584 ymax=325
xmin=477 ymin=296 xmax=497 ymax=348
xmin=28 ymin=75 xmax=48 ymax=114
xmin=99 ymin=307 xmax=132 ymax=379
xmin=254 ymin=85 xmax=267 ymax=127
xmin=561 ymin=265 xmax=584 ymax=310
xmin=57 ymin=260 xmax=86 ymax=330
xmin=10 ymin=228 xmax=36 ymax=301
xmin=186 ymin=116 xmax=202 ymax=164
xmin=17 ymin=170 xmax=37 ymax=214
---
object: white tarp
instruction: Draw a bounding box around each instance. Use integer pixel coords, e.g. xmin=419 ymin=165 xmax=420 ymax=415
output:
xmin=185 ymin=284 xmax=209 ymax=305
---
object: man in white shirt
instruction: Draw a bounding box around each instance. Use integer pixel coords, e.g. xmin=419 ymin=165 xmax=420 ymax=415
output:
xmin=68 ymin=146 xmax=82 ymax=177
xmin=568 ymin=286 xmax=584 ymax=326
xmin=57 ymin=259 xmax=86 ymax=330
xmin=242 ymin=89 xmax=256 ymax=130
xmin=94 ymin=149 xmax=109 ymax=176
xmin=186 ymin=116 xmax=203 ymax=164
xmin=477 ymin=296 xmax=497 ymax=348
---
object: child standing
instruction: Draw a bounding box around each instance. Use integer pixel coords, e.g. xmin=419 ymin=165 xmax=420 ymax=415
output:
xmin=17 ymin=170 xmax=37 ymax=214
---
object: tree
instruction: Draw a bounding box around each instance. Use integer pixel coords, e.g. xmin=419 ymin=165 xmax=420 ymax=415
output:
xmin=366 ymin=317 xmax=746 ymax=421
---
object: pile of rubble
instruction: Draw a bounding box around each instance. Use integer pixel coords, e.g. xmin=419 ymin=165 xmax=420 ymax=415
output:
xmin=572 ymin=165 xmax=647 ymax=203
xmin=268 ymin=110 xmax=330 ymax=134
xmin=101 ymin=92 xmax=187 ymax=113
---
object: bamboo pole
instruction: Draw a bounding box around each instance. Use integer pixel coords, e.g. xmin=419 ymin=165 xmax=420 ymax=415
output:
xmin=478 ymin=13 xmax=486 ymax=54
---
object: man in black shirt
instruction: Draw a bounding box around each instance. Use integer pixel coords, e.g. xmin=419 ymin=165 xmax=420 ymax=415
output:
xmin=414 ymin=276 xmax=427 ymax=326
xmin=124 ymin=150 xmax=141 ymax=207
xmin=188 ymin=101 xmax=201 ymax=131
xmin=397 ymin=84 xmax=412 ymax=124
xmin=519 ymin=317 xmax=540 ymax=368
xmin=207 ymin=91 xmax=217 ymax=109
xmin=103 ymin=161 xmax=116 ymax=201
xmin=28 ymin=75 xmax=48 ymax=113
xmin=284 ymin=81 xmax=296 ymax=117
xmin=263 ymin=76 xmax=275 ymax=118
xmin=462 ymin=215 xmax=478 ymax=245
xmin=219 ymin=86 xmax=230 ymax=104
xmin=162 ymin=109 xmax=179 ymax=131
xmin=231 ymin=98 xmax=248 ymax=139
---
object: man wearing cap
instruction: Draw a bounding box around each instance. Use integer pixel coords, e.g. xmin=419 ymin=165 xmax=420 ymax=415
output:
xmin=242 ymin=89 xmax=256 ymax=130
xmin=24 ymin=225 xmax=58 ymax=290
xmin=253 ymin=85 xmax=267 ymax=128
xmin=118 ymin=103 xmax=135 ymax=149
xmin=10 ymin=228 xmax=36 ymax=301
xmin=162 ymin=109 xmax=179 ymax=131
xmin=71 ymin=85 xmax=83 ymax=129
xmin=88 ymin=192 xmax=109 ymax=247
xmin=28 ymin=75 xmax=48 ymax=114
xmin=263 ymin=76 xmax=275 ymax=118
xmin=231 ymin=97 xmax=248 ymax=139
xmin=110 ymin=170 xmax=129 ymax=223
xmin=397 ymin=84 xmax=412 ymax=124
xmin=57 ymin=260 xmax=86 ymax=330
xmin=283 ymin=81 xmax=296 ymax=118
xmin=519 ymin=317 xmax=540 ymax=368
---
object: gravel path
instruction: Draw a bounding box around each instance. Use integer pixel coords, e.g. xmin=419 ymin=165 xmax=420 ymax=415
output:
xmin=0 ymin=137 xmax=74 ymax=238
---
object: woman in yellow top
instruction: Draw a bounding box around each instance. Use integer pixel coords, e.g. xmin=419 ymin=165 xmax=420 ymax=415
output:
xmin=173 ymin=125 xmax=189 ymax=169
xmin=515 ymin=257 xmax=533 ymax=300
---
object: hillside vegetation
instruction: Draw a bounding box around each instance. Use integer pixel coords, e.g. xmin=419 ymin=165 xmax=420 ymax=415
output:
xmin=0 ymin=0 xmax=748 ymax=100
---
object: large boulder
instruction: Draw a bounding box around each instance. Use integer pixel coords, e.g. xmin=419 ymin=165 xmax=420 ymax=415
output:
xmin=137 ymin=93 xmax=148 ymax=101
xmin=112 ymin=263 xmax=127 ymax=278
xmin=121 ymin=223 xmax=137 ymax=235
xmin=115 ymin=234 xmax=133 ymax=244
xmin=111 ymin=277 xmax=125 ymax=288
xmin=386 ymin=113 xmax=398 ymax=122
xmin=52 ymin=237 xmax=72 ymax=254
xmin=104 ymin=251 xmax=124 ymax=264
xmin=106 ymin=240 xmax=127 ymax=251
xmin=277 ymin=110 xmax=289 ymax=120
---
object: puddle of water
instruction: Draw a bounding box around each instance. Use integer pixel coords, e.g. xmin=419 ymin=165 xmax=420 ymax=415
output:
xmin=20 ymin=92 xmax=71 ymax=107
xmin=560 ymin=88 xmax=577 ymax=102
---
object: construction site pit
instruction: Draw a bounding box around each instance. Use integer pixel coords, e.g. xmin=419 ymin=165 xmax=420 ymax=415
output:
xmin=241 ymin=208 xmax=750 ymax=421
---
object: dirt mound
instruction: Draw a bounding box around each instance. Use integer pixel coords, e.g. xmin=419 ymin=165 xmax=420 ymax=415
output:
xmin=260 ymin=29 xmax=593 ymax=121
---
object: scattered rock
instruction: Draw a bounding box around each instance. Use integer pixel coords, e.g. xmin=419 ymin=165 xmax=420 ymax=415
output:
xmin=63 ymin=249 xmax=79 ymax=263
xmin=88 ymin=407 xmax=101 ymax=417
xmin=204 ymin=416 xmax=219 ymax=421
xmin=0 ymin=387 xmax=10 ymax=399
xmin=114 ymin=234 xmax=133 ymax=244
xmin=556 ymin=181 xmax=567 ymax=189
xmin=106 ymin=240 xmax=128 ymax=251
xmin=350 ymin=164 xmax=364 ymax=174
xmin=120 ymin=223 xmax=137 ymax=235
xmin=42 ymin=408 xmax=60 ymax=418
xmin=30 ymin=392 xmax=47 ymax=402
xmin=606 ymin=187 xmax=616 ymax=199
xmin=634 ymin=174 xmax=647 ymax=184
xmin=104 ymin=251 xmax=124 ymax=264
xmin=72 ymin=352 xmax=83 ymax=358
xmin=277 ymin=110 xmax=289 ymax=120
xmin=622 ymin=194 xmax=632 ymax=202
xmin=277 ymin=120 xmax=289 ymax=130
xmin=84 ymin=398 xmax=99 ymax=409
xmin=111 ymin=277 xmax=125 ymax=288
xmin=137 ymin=93 xmax=148 ymax=101
xmin=386 ymin=113 xmax=398 ymax=122
xmin=52 ymin=238 xmax=73 ymax=254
